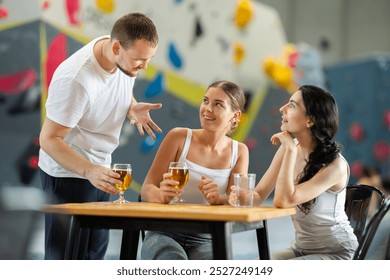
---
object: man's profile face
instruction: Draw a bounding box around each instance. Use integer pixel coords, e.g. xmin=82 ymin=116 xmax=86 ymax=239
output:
xmin=115 ymin=39 xmax=157 ymax=77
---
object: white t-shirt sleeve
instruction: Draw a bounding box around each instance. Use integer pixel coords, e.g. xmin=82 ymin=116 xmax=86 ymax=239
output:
xmin=46 ymin=78 xmax=89 ymax=128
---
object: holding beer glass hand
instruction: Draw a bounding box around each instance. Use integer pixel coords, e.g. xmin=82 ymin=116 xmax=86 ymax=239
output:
xmin=168 ymin=162 xmax=189 ymax=204
xmin=112 ymin=163 xmax=132 ymax=203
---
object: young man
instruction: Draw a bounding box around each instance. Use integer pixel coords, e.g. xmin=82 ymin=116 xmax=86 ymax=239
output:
xmin=39 ymin=13 xmax=161 ymax=259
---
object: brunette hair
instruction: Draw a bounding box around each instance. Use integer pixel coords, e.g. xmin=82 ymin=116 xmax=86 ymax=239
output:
xmin=296 ymin=85 xmax=341 ymax=214
xmin=111 ymin=13 xmax=159 ymax=49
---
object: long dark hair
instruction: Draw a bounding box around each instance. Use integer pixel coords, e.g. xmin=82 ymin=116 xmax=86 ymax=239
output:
xmin=296 ymin=85 xmax=341 ymax=214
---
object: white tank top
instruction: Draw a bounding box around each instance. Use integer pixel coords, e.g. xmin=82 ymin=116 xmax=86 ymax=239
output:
xmin=178 ymin=129 xmax=238 ymax=204
xmin=292 ymin=155 xmax=358 ymax=252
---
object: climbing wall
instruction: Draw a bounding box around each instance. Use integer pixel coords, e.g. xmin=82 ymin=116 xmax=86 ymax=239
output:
xmin=327 ymin=56 xmax=390 ymax=182
xmin=0 ymin=0 xmax=41 ymax=186
xmin=2 ymin=0 xmax=337 ymax=201
xmin=0 ymin=0 xmax=290 ymax=197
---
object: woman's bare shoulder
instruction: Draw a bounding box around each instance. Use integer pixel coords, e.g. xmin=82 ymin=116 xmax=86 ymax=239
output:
xmin=333 ymin=155 xmax=349 ymax=171
xmin=326 ymin=155 xmax=349 ymax=191
xmin=165 ymin=127 xmax=188 ymax=138
xmin=237 ymin=141 xmax=249 ymax=154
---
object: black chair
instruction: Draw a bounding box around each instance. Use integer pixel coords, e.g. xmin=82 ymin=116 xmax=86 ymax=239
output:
xmin=387 ymin=232 xmax=390 ymax=260
xmin=345 ymin=184 xmax=385 ymax=243
xmin=353 ymin=196 xmax=390 ymax=259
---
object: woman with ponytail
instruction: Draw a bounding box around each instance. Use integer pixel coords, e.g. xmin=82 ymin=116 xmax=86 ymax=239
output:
xmin=141 ymin=80 xmax=249 ymax=259
xmin=230 ymin=85 xmax=358 ymax=259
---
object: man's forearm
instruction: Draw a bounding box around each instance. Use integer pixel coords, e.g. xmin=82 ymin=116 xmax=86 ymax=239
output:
xmin=41 ymin=137 xmax=93 ymax=178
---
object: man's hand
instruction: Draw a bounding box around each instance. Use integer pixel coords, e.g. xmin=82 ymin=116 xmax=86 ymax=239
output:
xmin=128 ymin=102 xmax=162 ymax=139
xmin=84 ymin=164 xmax=121 ymax=194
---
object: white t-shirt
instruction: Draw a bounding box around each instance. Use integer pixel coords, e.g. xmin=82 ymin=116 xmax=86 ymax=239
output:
xmin=39 ymin=36 xmax=135 ymax=178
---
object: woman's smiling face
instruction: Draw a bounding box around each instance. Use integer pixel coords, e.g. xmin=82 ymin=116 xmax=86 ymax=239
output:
xmin=199 ymin=87 xmax=236 ymax=133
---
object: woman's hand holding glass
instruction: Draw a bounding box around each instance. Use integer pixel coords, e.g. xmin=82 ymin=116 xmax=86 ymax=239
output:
xmin=229 ymin=184 xmax=260 ymax=207
xmin=159 ymin=172 xmax=183 ymax=204
xmin=228 ymin=185 xmax=239 ymax=206
xmin=168 ymin=162 xmax=189 ymax=204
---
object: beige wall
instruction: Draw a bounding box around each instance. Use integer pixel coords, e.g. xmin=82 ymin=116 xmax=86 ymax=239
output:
xmin=259 ymin=0 xmax=390 ymax=65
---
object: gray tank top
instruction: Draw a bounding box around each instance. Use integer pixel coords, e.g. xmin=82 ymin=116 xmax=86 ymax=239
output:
xmin=292 ymin=155 xmax=358 ymax=252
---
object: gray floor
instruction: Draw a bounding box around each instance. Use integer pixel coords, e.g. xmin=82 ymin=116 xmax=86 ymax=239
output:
xmin=26 ymin=199 xmax=295 ymax=260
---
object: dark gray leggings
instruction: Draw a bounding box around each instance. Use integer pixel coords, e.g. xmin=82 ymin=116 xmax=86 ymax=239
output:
xmin=141 ymin=231 xmax=213 ymax=260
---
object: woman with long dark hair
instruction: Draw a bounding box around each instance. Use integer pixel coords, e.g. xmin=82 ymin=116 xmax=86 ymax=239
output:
xmin=230 ymin=85 xmax=358 ymax=259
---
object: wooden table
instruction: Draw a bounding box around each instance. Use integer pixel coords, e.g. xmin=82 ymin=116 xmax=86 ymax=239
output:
xmin=43 ymin=202 xmax=296 ymax=260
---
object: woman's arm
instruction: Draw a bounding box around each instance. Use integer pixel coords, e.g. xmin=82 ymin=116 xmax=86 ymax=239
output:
xmin=252 ymin=144 xmax=286 ymax=205
xmin=140 ymin=127 xmax=186 ymax=203
xmin=228 ymin=142 xmax=250 ymax=191
xmin=274 ymin=156 xmax=348 ymax=208
xmin=271 ymin=132 xmax=349 ymax=207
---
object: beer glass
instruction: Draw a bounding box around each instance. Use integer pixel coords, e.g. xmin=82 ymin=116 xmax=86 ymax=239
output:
xmin=168 ymin=162 xmax=189 ymax=204
xmin=112 ymin=163 xmax=132 ymax=204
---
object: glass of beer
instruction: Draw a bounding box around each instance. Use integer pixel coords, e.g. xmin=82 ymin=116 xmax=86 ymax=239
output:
xmin=112 ymin=163 xmax=132 ymax=204
xmin=168 ymin=162 xmax=189 ymax=204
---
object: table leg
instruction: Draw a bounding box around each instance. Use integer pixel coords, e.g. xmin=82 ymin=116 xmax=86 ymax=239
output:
xmin=76 ymin=228 xmax=90 ymax=259
xmin=256 ymin=220 xmax=270 ymax=260
xmin=120 ymin=229 xmax=140 ymax=260
xmin=210 ymin=222 xmax=233 ymax=260
xmin=65 ymin=215 xmax=81 ymax=260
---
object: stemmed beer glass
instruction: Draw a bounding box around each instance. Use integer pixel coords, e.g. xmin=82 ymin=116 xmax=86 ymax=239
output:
xmin=112 ymin=163 xmax=132 ymax=204
xmin=168 ymin=162 xmax=189 ymax=204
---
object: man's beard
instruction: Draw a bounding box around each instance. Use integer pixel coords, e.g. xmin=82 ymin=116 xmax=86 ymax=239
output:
xmin=116 ymin=63 xmax=137 ymax=77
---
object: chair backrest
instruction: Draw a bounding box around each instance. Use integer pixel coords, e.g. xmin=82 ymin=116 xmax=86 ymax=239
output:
xmin=345 ymin=184 xmax=385 ymax=243
xmin=354 ymin=196 xmax=390 ymax=259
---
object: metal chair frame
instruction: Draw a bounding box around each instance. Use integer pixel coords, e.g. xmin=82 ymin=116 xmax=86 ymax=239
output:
xmin=345 ymin=184 xmax=385 ymax=243
xmin=353 ymin=196 xmax=390 ymax=260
